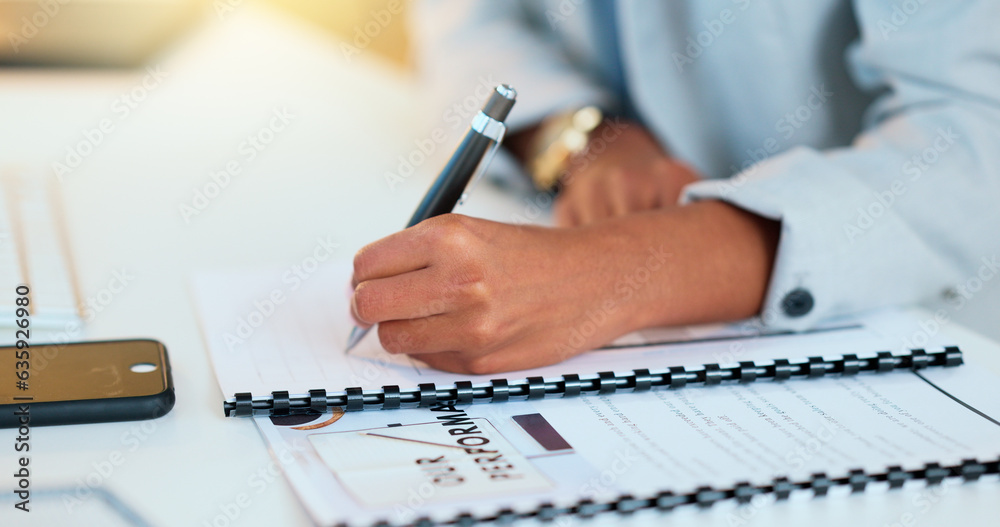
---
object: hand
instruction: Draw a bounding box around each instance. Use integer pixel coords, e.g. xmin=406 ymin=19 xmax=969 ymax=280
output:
xmin=350 ymin=214 xmax=631 ymax=374
xmin=554 ymin=120 xmax=700 ymax=227
xmin=349 ymin=202 xmax=779 ymax=374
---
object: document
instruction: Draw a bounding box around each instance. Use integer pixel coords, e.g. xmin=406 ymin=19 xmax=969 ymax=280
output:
xmin=193 ymin=260 xmax=999 ymax=524
xmin=255 ymin=363 xmax=1000 ymax=526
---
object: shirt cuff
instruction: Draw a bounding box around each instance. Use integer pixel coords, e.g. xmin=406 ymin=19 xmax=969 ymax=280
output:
xmin=680 ymin=146 xmax=959 ymax=331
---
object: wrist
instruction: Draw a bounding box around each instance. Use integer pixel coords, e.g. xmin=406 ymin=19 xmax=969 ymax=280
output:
xmin=581 ymin=201 xmax=780 ymax=332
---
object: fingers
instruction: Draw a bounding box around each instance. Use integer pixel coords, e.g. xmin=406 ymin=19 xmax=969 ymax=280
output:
xmin=560 ymin=171 xmax=648 ymax=226
xmin=377 ymin=317 xmax=462 ymax=355
xmin=557 ymin=176 xmax=612 ymax=226
xmin=352 ymin=226 xmax=434 ymax=285
xmin=351 ymin=213 xmax=501 ymax=336
xmin=606 ymin=170 xmax=655 ymax=216
xmin=378 ymin=314 xmax=596 ymax=375
xmin=653 ymin=174 xmax=682 ymax=208
xmin=553 ymin=199 xmax=578 ymax=227
xmin=349 ymin=299 xmax=371 ymax=328
xmin=415 ymin=337 xmax=573 ymax=374
xmin=376 ymin=311 xmax=504 ymax=357
xmin=606 ymin=173 xmax=632 ymax=216
xmin=574 ymin=180 xmax=609 ymax=225
xmin=352 ymin=267 xmax=451 ymax=325
xmin=651 ymin=159 xmax=699 ymax=208
xmin=560 ymin=161 xmax=699 ymax=226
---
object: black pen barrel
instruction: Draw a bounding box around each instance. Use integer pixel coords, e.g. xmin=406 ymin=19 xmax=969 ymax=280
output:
xmin=406 ymin=129 xmax=495 ymax=227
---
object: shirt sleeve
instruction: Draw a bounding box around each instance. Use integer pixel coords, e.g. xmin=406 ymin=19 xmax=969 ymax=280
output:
xmin=681 ymin=0 xmax=1000 ymax=330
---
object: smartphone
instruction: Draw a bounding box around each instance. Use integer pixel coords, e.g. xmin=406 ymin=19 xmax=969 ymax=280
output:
xmin=1 ymin=339 xmax=174 ymax=427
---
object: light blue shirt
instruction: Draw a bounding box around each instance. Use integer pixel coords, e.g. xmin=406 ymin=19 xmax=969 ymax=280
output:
xmin=412 ymin=0 xmax=1000 ymax=330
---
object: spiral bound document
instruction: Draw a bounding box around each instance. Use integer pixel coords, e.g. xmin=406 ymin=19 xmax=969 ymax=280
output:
xmin=253 ymin=358 xmax=1000 ymax=526
xmin=194 ymin=264 xmax=966 ymax=418
xmin=228 ymin=346 xmax=961 ymax=417
xmin=192 ymin=264 xmax=1000 ymax=525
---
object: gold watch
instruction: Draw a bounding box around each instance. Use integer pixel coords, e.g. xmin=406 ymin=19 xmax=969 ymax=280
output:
xmin=528 ymin=106 xmax=604 ymax=190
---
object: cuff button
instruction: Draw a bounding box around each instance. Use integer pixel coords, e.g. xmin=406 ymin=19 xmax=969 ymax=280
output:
xmin=781 ymin=288 xmax=814 ymax=317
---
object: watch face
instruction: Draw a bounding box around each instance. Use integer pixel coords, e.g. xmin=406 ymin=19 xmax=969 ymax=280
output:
xmin=308 ymin=418 xmax=553 ymax=507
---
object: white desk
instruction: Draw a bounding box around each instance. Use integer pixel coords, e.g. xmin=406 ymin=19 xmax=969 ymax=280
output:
xmin=1 ymin=5 xmax=997 ymax=527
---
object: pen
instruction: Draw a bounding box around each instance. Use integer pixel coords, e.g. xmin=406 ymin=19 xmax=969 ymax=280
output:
xmin=345 ymin=84 xmax=517 ymax=353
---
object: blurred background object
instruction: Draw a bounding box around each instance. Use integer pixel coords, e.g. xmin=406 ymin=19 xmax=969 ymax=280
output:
xmin=0 ymin=0 xmax=203 ymax=67
xmin=260 ymin=0 xmax=410 ymax=68
xmin=0 ymin=0 xmax=410 ymax=69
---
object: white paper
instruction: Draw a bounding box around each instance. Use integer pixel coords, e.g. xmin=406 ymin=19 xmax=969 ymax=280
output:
xmin=191 ymin=262 xmax=948 ymax=401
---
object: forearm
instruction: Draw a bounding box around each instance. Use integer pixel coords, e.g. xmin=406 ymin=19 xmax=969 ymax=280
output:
xmin=588 ymin=201 xmax=780 ymax=334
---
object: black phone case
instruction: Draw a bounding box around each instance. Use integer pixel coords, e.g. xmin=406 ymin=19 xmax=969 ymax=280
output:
xmin=0 ymin=341 xmax=175 ymax=428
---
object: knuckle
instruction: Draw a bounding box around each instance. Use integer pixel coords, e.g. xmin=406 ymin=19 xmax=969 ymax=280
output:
xmin=463 ymin=317 xmax=498 ymax=350
xmin=424 ymin=214 xmax=467 ymax=245
xmin=438 ymin=214 xmax=484 ymax=252
xmin=457 ymin=279 xmax=490 ymax=306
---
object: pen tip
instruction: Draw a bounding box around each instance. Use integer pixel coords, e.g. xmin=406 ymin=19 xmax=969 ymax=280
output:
xmin=344 ymin=326 xmax=365 ymax=354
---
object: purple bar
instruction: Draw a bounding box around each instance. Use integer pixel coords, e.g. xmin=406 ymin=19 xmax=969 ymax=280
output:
xmin=512 ymin=413 xmax=572 ymax=451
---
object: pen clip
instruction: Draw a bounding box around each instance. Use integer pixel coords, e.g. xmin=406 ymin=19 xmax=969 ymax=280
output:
xmin=459 ymin=112 xmax=507 ymax=206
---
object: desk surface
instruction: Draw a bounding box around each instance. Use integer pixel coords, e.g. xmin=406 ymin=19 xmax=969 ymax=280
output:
xmin=0 ymin=5 xmax=997 ymax=527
